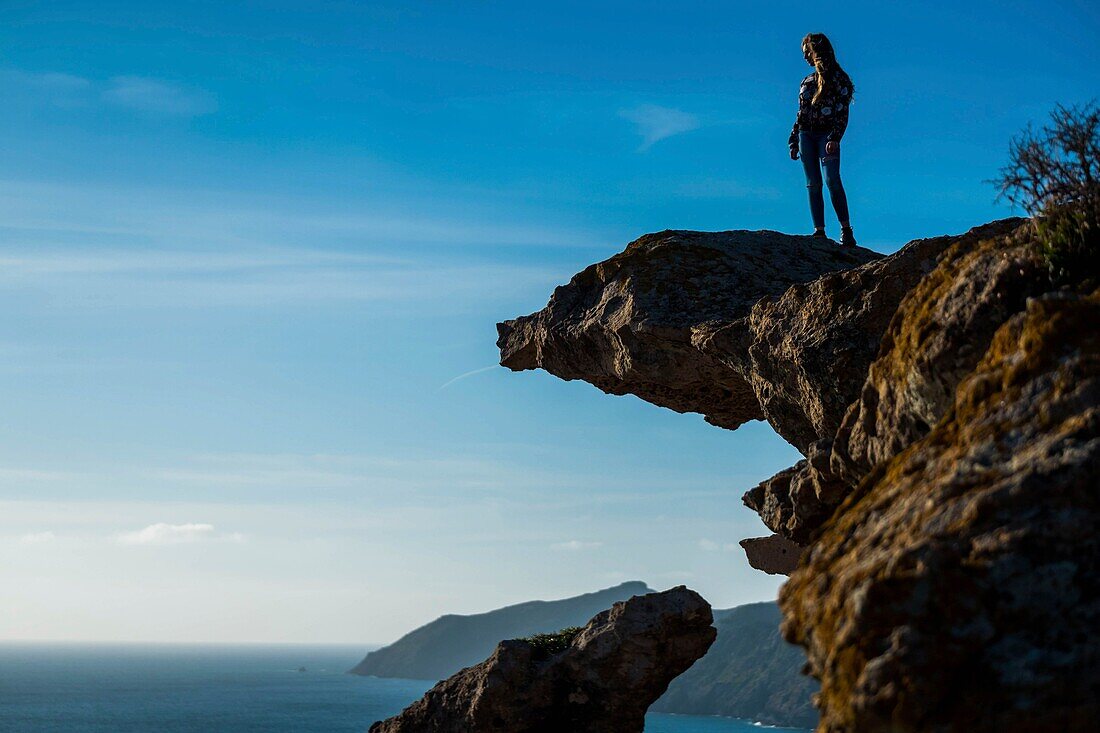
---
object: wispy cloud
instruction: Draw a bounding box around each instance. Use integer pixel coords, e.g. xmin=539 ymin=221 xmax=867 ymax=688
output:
xmin=0 ymin=451 xmax=766 ymax=514
xmin=0 ymin=179 xmax=603 ymax=250
xmin=4 ymin=69 xmax=215 ymax=116
xmin=102 ymin=76 xmax=217 ymax=116
xmin=115 ymin=522 xmax=244 ymax=546
xmin=620 ymin=104 xmax=701 ymax=150
xmin=18 ymin=531 xmax=56 ymax=544
xmin=5 ymin=70 xmax=90 ymax=93
xmin=438 ymin=365 xmax=498 ymax=391
xmin=0 ymin=249 xmax=401 ymax=276
xmin=0 ymin=467 xmax=76 ymax=482
xmin=697 ymin=538 xmax=738 ymax=552
xmin=0 ymin=249 xmax=557 ymax=309
xmin=0 ymin=179 xmax=588 ymax=310
xmin=551 ymin=540 xmax=604 ymax=551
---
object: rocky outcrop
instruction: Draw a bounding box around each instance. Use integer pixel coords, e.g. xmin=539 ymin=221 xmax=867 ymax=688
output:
xmin=498 ymin=218 xmax=1028 ymax=544
xmin=498 ymin=230 xmax=879 ymax=433
xmin=745 ymin=220 xmax=1042 ymax=543
xmin=694 ymin=225 xmax=999 ymax=449
xmin=781 ymin=289 xmax=1100 ymax=732
xmin=498 ymin=222 xmax=1023 ymax=457
xmin=830 ymin=226 xmax=1043 ymax=480
xmin=497 ymin=217 xmax=1099 ymax=731
xmin=369 ymin=587 xmax=716 ymax=733
xmin=739 ymin=534 xmax=804 ymax=576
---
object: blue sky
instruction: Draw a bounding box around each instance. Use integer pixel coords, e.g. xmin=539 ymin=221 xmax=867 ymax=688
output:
xmin=1 ymin=1 xmax=1096 ymax=643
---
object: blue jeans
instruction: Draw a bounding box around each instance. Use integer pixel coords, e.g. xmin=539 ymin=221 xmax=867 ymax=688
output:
xmin=799 ymin=130 xmax=850 ymax=230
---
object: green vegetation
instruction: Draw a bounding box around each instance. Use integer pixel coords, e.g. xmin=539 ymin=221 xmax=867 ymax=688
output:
xmin=521 ymin=626 xmax=583 ymax=657
xmin=992 ymin=101 xmax=1099 ymax=283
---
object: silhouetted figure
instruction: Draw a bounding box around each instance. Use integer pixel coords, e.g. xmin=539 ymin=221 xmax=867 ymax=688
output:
xmin=789 ymin=33 xmax=857 ymax=247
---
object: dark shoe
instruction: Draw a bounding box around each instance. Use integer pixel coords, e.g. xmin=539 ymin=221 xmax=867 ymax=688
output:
xmin=840 ymin=226 xmax=857 ymax=247
xmin=812 ymin=229 xmax=828 ymax=238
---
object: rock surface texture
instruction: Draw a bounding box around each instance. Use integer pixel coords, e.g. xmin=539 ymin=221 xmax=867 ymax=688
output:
xmin=498 ymin=230 xmax=879 ymax=433
xmin=694 ymin=225 xmax=996 ymax=449
xmin=745 ymin=219 xmax=1040 ymax=542
xmin=739 ymin=534 xmax=804 ymax=576
xmin=369 ymin=587 xmax=716 ymax=733
xmin=782 ymin=288 xmax=1100 ymax=732
xmin=498 ymin=218 xmax=1099 ymax=731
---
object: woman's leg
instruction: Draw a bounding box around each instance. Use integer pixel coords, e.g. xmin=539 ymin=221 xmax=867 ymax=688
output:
xmin=822 ymin=152 xmax=850 ymax=227
xmin=799 ymin=131 xmax=825 ymax=231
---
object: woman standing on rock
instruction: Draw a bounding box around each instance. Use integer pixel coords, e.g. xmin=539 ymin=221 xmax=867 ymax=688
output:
xmin=789 ymin=33 xmax=857 ymax=246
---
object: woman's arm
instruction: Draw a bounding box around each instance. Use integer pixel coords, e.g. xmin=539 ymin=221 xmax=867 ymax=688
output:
xmin=826 ymin=79 xmax=852 ymax=143
xmin=789 ymin=79 xmax=807 ymax=159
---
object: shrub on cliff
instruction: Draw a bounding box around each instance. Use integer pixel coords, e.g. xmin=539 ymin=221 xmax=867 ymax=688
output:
xmin=521 ymin=626 xmax=583 ymax=658
xmin=992 ymin=101 xmax=1099 ymax=283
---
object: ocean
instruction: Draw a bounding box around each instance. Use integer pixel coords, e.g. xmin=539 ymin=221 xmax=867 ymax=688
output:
xmin=0 ymin=643 xmax=810 ymax=733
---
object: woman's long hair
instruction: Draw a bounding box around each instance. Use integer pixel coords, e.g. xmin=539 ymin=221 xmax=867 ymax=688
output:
xmin=802 ymin=33 xmax=853 ymax=104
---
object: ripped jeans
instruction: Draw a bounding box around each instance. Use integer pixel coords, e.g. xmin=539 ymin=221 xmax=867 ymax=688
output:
xmin=799 ymin=130 xmax=850 ymax=230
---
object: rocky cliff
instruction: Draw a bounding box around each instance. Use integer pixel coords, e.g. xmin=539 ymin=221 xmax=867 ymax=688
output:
xmin=369 ymin=587 xmax=715 ymax=733
xmin=782 ymin=286 xmax=1099 ymax=732
xmin=497 ymin=220 xmax=1099 ymax=731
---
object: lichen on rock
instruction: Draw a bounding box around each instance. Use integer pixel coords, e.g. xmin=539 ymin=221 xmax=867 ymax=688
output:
xmin=780 ymin=288 xmax=1100 ymax=732
xmin=746 ymin=219 xmax=1039 ymax=543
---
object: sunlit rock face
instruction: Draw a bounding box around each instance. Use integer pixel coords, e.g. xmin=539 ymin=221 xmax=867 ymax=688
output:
xmin=497 ymin=229 xmax=879 ymax=435
xmin=369 ymin=586 xmax=716 ymax=733
xmin=781 ymin=288 xmax=1100 ymax=732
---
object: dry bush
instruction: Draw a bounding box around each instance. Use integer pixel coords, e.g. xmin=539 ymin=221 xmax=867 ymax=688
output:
xmin=992 ymin=101 xmax=1099 ymax=282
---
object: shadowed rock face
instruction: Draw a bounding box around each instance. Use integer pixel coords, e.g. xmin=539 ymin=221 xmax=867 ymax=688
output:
xmin=745 ymin=219 xmax=1041 ymax=544
xmin=369 ymin=587 xmax=716 ymax=733
xmin=781 ymin=289 xmax=1100 ymax=732
xmin=497 ymin=229 xmax=879 ymax=434
xmin=695 ymin=226 xmax=983 ymax=450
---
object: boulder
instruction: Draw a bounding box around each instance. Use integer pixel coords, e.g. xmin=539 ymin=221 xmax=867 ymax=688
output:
xmin=369 ymin=586 xmax=716 ymax=733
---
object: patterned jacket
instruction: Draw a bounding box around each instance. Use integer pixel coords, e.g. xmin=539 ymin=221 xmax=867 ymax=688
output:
xmin=788 ymin=69 xmax=853 ymax=150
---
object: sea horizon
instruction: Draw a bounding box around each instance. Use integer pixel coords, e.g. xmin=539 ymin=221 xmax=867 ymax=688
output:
xmin=0 ymin=642 xmax=812 ymax=733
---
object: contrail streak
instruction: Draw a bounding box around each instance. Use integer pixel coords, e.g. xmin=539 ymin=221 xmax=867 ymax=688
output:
xmin=438 ymin=365 xmax=498 ymax=391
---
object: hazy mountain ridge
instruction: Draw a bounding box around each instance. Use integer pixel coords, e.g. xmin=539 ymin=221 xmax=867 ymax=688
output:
xmin=368 ymin=587 xmax=716 ymax=733
xmin=652 ymin=601 xmax=816 ymax=727
xmin=354 ymin=582 xmax=815 ymax=728
xmin=350 ymin=581 xmax=653 ymax=680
